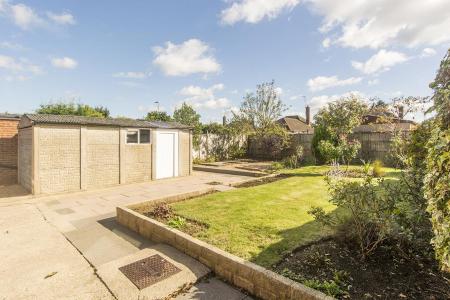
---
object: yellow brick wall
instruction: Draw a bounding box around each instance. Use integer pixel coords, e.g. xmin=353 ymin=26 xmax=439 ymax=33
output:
xmin=124 ymin=144 xmax=152 ymax=183
xmin=86 ymin=127 xmax=120 ymax=189
xmin=178 ymin=130 xmax=191 ymax=176
xmin=18 ymin=127 xmax=32 ymax=191
xmin=38 ymin=125 xmax=81 ymax=194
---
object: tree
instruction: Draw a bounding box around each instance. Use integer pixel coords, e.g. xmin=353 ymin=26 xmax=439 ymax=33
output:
xmin=145 ymin=111 xmax=172 ymax=122
xmin=424 ymin=49 xmax=450 ymax=272
xmin=173 ymin=103 xmax=202 ymax=147
xmin=314 ymin=94 xmax=368 ymax=138
xmin=237 ymin=80 xmax=287 ymax=132
xmin=313 ymin=94 xmax=367 ymax=166
xmin=36 ymin=102 xmax=109 ymax=118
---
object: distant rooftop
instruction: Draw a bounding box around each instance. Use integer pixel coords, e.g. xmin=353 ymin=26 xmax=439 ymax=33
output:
xmin=0 ymin=113 xmax=21 ymax=120
xmin=277 ymin=115 xmax=313 ymax=133
xmin=20 ymin=114 xmax=191 ymax=129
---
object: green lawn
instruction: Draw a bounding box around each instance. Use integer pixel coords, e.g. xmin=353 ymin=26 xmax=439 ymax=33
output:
xmin=172 ymin=165 xmax=399 ymax=267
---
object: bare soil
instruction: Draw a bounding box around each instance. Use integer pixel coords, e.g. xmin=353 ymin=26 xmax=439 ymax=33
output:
xmin=274 ymin=237 xmax=450 ymax=299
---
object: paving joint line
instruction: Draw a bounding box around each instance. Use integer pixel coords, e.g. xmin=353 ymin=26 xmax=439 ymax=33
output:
xmin=33 ymin=203 xmax=118 ymax=300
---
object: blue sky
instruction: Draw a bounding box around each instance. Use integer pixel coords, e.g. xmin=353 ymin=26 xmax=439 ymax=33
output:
xmin=1 ymin=0 xmax=449 ymax=122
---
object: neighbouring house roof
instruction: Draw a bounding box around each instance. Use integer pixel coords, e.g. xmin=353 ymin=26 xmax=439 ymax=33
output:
xmin=361 ymin=114 xmax=416 ymax=125
xmin=277 ymin=115 xmax=313 ymax=133
xmin=19 ymin=114 xmax=191 ymax=130
xmin=0 ymin=113 xmax=21 ymax=120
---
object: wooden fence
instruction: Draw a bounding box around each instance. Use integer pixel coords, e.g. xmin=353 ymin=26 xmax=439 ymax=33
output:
xmin=247 ymin=132 xmax=401 ymax=165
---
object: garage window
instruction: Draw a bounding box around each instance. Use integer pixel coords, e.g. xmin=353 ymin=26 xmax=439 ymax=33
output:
xmin=127 ymin=129 xmax=151 ymax=144
xmin=139 ymin=129 xmax=150 ymax=144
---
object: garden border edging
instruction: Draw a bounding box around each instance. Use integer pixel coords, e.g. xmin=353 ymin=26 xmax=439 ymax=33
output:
xmin=116 ymin=205 xmax=334 ymax=300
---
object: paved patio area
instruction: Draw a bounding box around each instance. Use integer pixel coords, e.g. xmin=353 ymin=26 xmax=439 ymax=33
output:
xmin=0 ymin=171 xmax=253 ymax=299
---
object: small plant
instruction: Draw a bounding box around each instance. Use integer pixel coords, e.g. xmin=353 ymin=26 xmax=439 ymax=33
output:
xmin=151 ymin=203 xmax=173 ymax=220
xmin=280 ymin=269 xmax=349 ymax=298
xmin=372 ymin=160 xmax=385 ymax=177
xmin=270 ymin=161 xmax=284 ymax=171
xmin=167 ymin=216 xmax=187 ymax=229
xmin=282 ymin=145 xmax=303 ymax=169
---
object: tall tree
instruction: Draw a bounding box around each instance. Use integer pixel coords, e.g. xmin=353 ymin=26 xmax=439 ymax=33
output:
xmin=36 ymin=102 xmax=109 ymax=118
xmin=173 ymin=103 xmax=202 ymax=147
xmin=424 ymin=49 xmax=450 ymax=272
xmin=313 ymin=94 xmax=368 ymax=165
xmin=237 ymin=80 xmax=287 ymax=132
xmin=145 ymin=111 xmax=172 ymax=122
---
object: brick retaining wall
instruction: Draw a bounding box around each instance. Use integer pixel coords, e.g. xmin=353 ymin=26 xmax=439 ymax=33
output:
xmin=117 ymin=205 xmax=333 ymax=300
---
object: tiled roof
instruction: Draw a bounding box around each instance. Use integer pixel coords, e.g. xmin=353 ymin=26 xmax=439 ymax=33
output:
xmin=277 ymin=116 xmax=313 ymax=133
xmin=22 ymin=114 xmax=191 ymax=129
xmin=0 ymin=113 xmax=21 ymax=119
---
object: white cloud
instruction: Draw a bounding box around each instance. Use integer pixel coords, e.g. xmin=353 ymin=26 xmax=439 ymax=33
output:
xmin=113 ymin=71 xmax=149 ymax=79
xmin=46 ymin=12 xmax=75 ymax=25
xmin=0 ymin=1 xmax=76 ymax=29
xmin=352 ymin=50 xmax=408 ymax=75
xmin=51 ymin=57 xmax=78 ymax=69
xmin=10 ymin=3 xmax=44 ymax=30
xmin=307 ymin=0 xmax=450 ymax=49
xmin=221 ymin=0 xmax=299 ymax=25
xmin=309 ymin=91 xmax=366 ymax=114
xmin=0 ymin=54 xmax=42 ymax=81
xmin=321 ymin=38 xmax=331 ymax=48
xmin=152 ymin=39 xmax=221 ymax=76
xmin=179 ymin=83 xmax=230 ymax=109
xmin=421 ymin=47 xmax=437 ymax=58
xmin=307 ymin=75 xmax=362 ymax=92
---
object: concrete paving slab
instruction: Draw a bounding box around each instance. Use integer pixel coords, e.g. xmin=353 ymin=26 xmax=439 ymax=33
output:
xmin=97 ymin=246 xmax=210 ymax=300
xmin=0 ymin=204 xmax=113 ymax=299
xmin=174 ymin=277 xmax=251 ymax=300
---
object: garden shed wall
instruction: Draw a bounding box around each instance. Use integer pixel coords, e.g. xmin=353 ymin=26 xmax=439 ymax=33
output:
xmin=17 ymin=115 xmax=192 ymax=195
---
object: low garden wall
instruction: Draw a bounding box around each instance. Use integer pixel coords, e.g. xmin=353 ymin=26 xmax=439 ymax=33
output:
xmin=117 ymin=202 xmax=333 ymax=300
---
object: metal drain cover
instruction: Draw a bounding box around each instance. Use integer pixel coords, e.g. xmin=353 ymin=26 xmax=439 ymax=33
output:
xmin=119 ymin=254 xmax=181 ymax=290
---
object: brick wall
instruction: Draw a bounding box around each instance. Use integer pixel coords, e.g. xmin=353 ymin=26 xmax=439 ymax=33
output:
xmin=0 ymin=118 xmax=19 ymax=185
xmin=87 ymin=127 xmax=120 ymax=189
xmin=18 ymin=127 xmax=32 ymax=190
xmin=38 ymin=125 xmax=81 ymax=194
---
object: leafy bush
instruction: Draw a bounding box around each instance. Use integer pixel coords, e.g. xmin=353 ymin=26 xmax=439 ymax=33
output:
xmin=251 ymin=125 xmax=290 ymax=159
xmin=282 ymin=145 xmax=303 ymax=169
xmin=317 ymin=138 xmax=361 ymax=167
xmin=323 ymin=172 xmax=397 ymax=258
xmin=372 ymin=160 xmax=385 ymax=177
xmin=312 ymin=125 xmax=334 ymax=164
xmin=425 ymin=49 xmax=450 ymax=271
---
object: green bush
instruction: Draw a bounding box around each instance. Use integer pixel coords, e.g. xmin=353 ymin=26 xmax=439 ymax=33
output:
xmin=425 ymin=49 xmax=450 ymax=271
xmin=372 ymin=160 xmax=385 ymax=177
xmin=282 ymin=145 xmax=303 ymax=169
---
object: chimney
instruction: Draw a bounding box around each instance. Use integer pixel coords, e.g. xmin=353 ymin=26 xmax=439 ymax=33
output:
xmin=398 ymin=106 xmax=404 ymax=120
xmin=305 ymin=105 xmax=311 ymax=125
xmin=222 ymin=115 xmax=227 ymax=126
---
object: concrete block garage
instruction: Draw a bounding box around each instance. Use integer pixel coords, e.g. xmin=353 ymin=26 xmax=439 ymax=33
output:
xmin=18 ymin=114 xmax=192 ymax=195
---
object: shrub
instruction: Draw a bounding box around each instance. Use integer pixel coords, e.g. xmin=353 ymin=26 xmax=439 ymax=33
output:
xmin=372 ymin=160 xmax=385 ymax=177
xmin=282 ymin=145 xmax=303 ymax=169
xmin=309 ymin=168 xmax=400 ymax=258
xmin=425 ymin=49 xmax=450 ymax=271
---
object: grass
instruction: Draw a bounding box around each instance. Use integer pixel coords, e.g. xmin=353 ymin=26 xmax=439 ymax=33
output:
xmin=171 ymin=165 xmax=400 ymax=267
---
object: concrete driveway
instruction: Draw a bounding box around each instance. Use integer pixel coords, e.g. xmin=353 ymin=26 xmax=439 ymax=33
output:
xmin=0 ymin=171 xmax=253 ymax=300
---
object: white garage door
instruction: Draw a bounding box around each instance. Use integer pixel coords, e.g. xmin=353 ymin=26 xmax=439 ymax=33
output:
xmin=155 ymin=131 xmax=178 ymax=179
